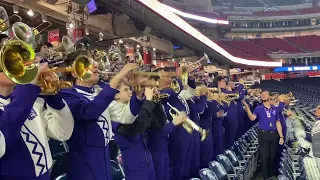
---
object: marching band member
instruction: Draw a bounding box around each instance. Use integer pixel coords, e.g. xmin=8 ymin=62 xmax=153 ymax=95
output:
xmin=211 ymin=90 xmax=226 ymax=158
xmin=242 ymin=90 xmax=284 ymax=180
xmin=188 ymin=82 xmax=207 ymax=177
xmin=61 ymin=51 xmax=140 ymax=180
xmin=199 ymin=88 xmax=215 ymax=169
xmin=216 ymin=76 xmax=244 ymax=148
xmin=160 ymin=68 xmax=195 ymax=180
xmin=0 ymin=64 xmax=74 ymax=180
xmin=236 ymin=87 xmax=247 ymax=138
xmin=146 ymin=74 xmax=186 ymax=180
xmin=112 ymin=87 xmax=158 ymax=180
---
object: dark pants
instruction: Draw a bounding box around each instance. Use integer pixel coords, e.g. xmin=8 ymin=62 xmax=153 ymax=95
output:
xmin=258 ymin=130 xmax=279 ymax=180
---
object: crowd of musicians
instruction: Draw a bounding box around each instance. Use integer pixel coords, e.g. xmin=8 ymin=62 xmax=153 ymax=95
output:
xmin=0 ymin=32 xmax=299 ymax=180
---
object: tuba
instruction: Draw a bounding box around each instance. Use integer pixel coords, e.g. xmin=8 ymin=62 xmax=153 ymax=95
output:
xmin=0 ymin=6 xmax=22 ymax=32
xmin=74 ymin=36 xmax=92 ymax=52
xmin=54 ymin=35 xmax=75 ymax=53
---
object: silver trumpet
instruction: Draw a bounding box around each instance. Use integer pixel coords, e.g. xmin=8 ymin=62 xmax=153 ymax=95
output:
xmin=167 ymin=102 xmax=207 ymax=141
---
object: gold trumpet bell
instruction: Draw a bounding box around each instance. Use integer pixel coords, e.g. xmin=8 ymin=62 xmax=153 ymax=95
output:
xmin=0 ymin=18 xmax=7 ymax=31
xmin=74 ymin=55 xmax=93 ymax=81
xmin=0 ymin=40 xmax=38 ymax=84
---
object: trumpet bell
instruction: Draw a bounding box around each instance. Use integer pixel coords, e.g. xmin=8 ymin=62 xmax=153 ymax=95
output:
xmin=0 ymin=40 xmax=38 ymax=84
xmin=74 ymin=55 xmax=93 ymax=81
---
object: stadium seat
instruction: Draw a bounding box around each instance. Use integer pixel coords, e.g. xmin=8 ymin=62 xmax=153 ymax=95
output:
xmin=199 ymin=168 xmax=219 ymax=180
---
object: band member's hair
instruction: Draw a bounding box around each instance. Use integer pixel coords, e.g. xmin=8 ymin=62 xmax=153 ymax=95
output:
xmin=262 ymin=90 xmax=271 ymax=96
xmin=195 ymin=81 xmax=205 ymax=86
xmin=216 ymin=76 xmax=225 ymax=82
xmin=63 ymin=50 xmax=89 ymax=83
xmin=34 ymin=42 xmax=46 ymax=53
xmin=0 ymin=34 xmax=8 ymax=42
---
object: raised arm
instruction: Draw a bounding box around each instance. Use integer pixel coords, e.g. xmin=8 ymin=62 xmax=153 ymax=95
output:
xmin=179 ymin=78 xmax=196 ymax=101
xmin=0 ymin=84 xmax=40 ymax=158
xmin=61 ymin=84 xmax=119 ymax=122
xmin=42 ymin=93 xmax=74 ymax=141
xmin=242 ymin=100 xmax=257 ymax=121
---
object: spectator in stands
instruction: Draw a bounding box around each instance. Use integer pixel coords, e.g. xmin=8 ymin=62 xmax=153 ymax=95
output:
xmin=0 ymin=34 xmax=8 ymax=44
xmin=312 ymin=105 xmax=320 ymax=168
xmin=242 ymin=90 xmax=284 ymax=180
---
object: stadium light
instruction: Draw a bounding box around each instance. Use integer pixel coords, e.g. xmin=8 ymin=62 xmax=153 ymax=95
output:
xmin=161 ymin=4 xmax=229 ymax=25
xmin=137 ymin=0 xmax=282 ymax=67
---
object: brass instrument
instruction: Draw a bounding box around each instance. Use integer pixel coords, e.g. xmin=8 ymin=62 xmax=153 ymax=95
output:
xmin=188 ymin=53 xmax=209 ymax=73
xmin=0 ymin=6 xmax=22 ymax=32
xmin=0 ymin=39 xmax=38 ymax=84
xmin=220 ymin=92 xmax=240 ymax=105
xmin=74 ymin=36 xmax=92 ymax=52
xmin=50 ymin=55 xmax=93 ymax=81
xmin=167 ymin=102 xmax=207 ymax=141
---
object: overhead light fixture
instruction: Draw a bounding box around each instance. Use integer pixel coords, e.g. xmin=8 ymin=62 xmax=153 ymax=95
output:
xmin=27 ymin=9 xmax=34 ymax=16
xmin=13 ymin=5 xmax=19 ymax=14
xmin=85 ymin=28 xmax=89 ymax=35
xmin=41 ymin=14 xmax=48 ymax=22
xmin=136 ymin=45 xmax=140 ymax=48
xmin=153 ymin=48 xmax=156 ymax=51
xmin=99 ymin=32 xmax=104 ymax=41
xmin=119 ymin=39 xmax=123 ymax=44
xmin=69 ymin=22 xmax=74 ymax=29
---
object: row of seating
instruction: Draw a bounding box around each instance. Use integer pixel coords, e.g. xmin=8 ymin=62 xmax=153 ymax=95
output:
xmin=217 ymin=36 xmax=320 ymax=61
xmin=193 ymin=124 xmax=259 ymax=180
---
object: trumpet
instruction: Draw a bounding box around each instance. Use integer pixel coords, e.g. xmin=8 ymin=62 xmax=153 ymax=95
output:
xmin=188 ymin=53 xmax=209 ymax=73
xmin=167 ymin=102 xmax=207 ymax=141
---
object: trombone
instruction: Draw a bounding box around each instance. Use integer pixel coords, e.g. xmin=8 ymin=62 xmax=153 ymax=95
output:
xmin=167 ymin=102 xmax=207 ymax=141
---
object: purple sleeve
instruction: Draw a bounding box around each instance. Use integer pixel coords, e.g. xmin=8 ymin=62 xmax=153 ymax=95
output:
xmin=42 ymin=92 xmax=65 ymax=110
xmin=194 ymin=95 xmax=207 ymax=113
xmin=276 ymin=109 xmax=280 ymax=121
xmin=188 ymin=78 xmax=196 ymax=89
xmin=210 ymin=101 xmax=220 ymax=117
xmin=239 ymin=89 xmax=246 ymax=100
xmin=277 ymin=102 xmax=285 ymax=112
xmin=129 ymin=92 xmax=145 ymax=116
xmin=253 ymin=107 xmax=260 ymax=118
xmin=61 ymin=84 xmax=119 ymax=121
xmin=0 ymin=84 xmax=40 ymax=148
xmin=163 ymin=122 xmax=176 ymax=134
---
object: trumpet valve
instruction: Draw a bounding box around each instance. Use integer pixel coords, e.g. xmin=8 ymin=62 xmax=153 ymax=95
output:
xmin=182 ymin=123 xmax=193 ymax=134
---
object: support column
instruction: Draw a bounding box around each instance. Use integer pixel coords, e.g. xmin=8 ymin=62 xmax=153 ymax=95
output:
xmin=143 ymin=47 xmax=152 ymax=64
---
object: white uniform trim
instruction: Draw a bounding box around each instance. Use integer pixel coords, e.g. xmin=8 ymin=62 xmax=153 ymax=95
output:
xmin=44 ymin=99 xmax=74 ymax=141
xmin=0 ymin=131 xmax=5 ymax=158
xmin=179 ymin=86 xmax=196 ymax=101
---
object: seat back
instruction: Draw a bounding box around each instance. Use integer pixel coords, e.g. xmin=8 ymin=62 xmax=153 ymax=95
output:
xmin=199 ymin=168 xmax=218 ymax=180
xmin=54 ymin=173 xmax=67 ymax=180
xmin=278 ymin=175 xmax=290 ymax=180
xmin=230 ymin=146 xmax=244 ymax=161
xmin=110 ymin=160 xmax=125 ymax=180
xmin=217 ymin=154 xmax=235 ymax=174
xmin=224 ymin=149 xmax=240 ymax=167
xmin=208 ymin=161 xmax=228 ymax=180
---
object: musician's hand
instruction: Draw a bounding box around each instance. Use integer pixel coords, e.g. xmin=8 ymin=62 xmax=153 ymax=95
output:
xmin=279 ymin=137 xmax=284 ymax=145
xmin=145 ymin=87 xmax=155 ymax=101
xmin=241 ymin=100 xmax=249 ymax=109
xmin=119 ymin=63 xmax=138 ymax=76
xmin=172 ymin=111 xmax=187 ymax=126
xmin=239 ymin=78 xmax=245 ymax=85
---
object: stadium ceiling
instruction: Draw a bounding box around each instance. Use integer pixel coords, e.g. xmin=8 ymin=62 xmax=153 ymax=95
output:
xmin=100 ymin=0 xmax=282 ymax=68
